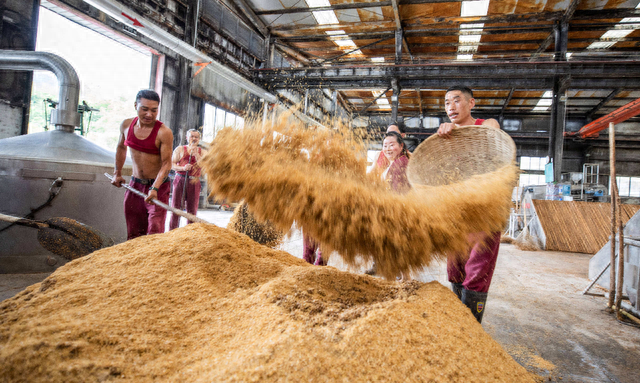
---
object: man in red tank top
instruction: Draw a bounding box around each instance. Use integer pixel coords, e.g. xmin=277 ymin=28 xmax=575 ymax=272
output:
xmin=169 ymin=129 xmax=206 ymax=230
xmin=437 ymin=85 xmax=502 ymax=324
xmin=110 ymin=89 xmax=174 ymax=240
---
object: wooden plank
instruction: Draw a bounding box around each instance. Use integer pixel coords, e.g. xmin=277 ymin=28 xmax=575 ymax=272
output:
xmin=531 ymin=200 xmax=640 ymax=254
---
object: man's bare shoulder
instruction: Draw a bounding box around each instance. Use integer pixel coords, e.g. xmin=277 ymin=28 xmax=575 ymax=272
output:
xmin=121 ymin=118 xmax=135 ymax=131
xmin=158 ymin=124 xmax=174 ymax=141
xmin=483 ymin=118 xmax=501 ymax=129
xmin=172 ymin=144 xmax=184 ymax=155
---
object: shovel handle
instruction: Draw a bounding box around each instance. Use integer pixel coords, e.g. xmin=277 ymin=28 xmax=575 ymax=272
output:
xmin=0 ymin=212 xmax=47 ymax=228
xmin=104 ymin=173 xmax=209 ymax=224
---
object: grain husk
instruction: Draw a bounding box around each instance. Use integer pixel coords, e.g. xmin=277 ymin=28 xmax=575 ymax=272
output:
xmin=201 ymin=118 xmax=519 ymax=280
xmin=0 ymin=224 xmax=536 ymax=382
xmin=227 ymin=201 xmax=284 ymax=248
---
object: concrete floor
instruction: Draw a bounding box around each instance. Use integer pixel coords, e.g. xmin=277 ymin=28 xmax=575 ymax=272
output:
xmin=2 ymin=208 xmax=639 ymax=382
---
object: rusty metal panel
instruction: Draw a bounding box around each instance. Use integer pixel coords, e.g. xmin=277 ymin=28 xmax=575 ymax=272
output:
xmin=357 ymin=6 xmax=385 ymax=22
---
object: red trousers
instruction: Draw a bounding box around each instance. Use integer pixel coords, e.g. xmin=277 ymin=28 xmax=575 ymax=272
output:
xmin=169 ymin=175 xmax=201 ymax=230
xmin=124 ymin=179 xmax=170 ymax=240
xmin=303 ymin=232 xmax=325 ymax=266
xmin=447 ymin=231 xmax=501 ymax=293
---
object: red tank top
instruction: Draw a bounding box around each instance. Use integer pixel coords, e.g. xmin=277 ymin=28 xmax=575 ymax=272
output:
xmin=177 ymin=146 xmax=202 ymax=177
xmin=124 ymin=117 xmax=162 ymax=155
xmin=475 ymin=118 xmax=485 ymax=125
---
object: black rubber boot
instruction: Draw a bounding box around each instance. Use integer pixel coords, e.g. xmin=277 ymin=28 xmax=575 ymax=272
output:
xmin=451 ymin=282 xmax=463 ymax=300
xmin=461 ymin=288 xmax=488 ymax=323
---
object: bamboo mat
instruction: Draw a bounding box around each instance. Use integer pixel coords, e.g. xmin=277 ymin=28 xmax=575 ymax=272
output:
xmin=532 ymin=200 xmax=640 ymax=254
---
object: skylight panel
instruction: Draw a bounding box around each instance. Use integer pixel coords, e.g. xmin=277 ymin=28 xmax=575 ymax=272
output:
xmin=459 ymin=35 xmax=481 ymax=43
xmin=308 ymin=0 xmax=339 ymax=25
xmin=313 ymin=10 xmax=339 ymax=25
xmin=587 ymin=4 xmax=640 ymax=51
xmin=533 ymin=91 xmax=553 ymax=111
xmin=601 ymin=30 xmax=633 ymax=39
xmin=307 ymin=0 xmax=330 ymax=7
xmin=334 ymin=39 xmax=357 ymax=48
xmin=587 ymin=41 xmax=616 ymax=49
xmin=461 ymin=0 xmax=489 ymax=17
xmin=460 ymin=23 xmax=484 ymax=31
xmin=457 ymin=12 xmax=487 ymax=60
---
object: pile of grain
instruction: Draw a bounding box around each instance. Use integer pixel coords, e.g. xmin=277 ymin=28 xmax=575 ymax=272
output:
xmin=201 ymin=118 xmax=518 ymax=279
xmin=0 ymin=224 xmax=536 ymax=382
xmin=227 ymin=201 xmax=284 ymax=248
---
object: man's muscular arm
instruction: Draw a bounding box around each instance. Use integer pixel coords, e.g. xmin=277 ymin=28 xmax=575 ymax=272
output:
xmin=171 ymin=146 xmax=188 ymax=172
xmin=111 ymin=119 xmax=131 ymax=187
xmin=146 ymin=125 xmax=174 ymax=202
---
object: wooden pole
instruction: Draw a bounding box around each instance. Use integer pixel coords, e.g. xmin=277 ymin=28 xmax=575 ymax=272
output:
xmin=608 ymin=122 xmax=617 ymax=309
xmin=616 ymin=195 xmax=625 ymax=317
xmin=615 ymin=131 xmax=625 ymax=315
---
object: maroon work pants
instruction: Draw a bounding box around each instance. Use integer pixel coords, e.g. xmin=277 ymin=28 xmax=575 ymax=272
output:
xmin=169 ymin=175 xmax=201 ymax=230
xmin=303 ymin=232 xmax=325 ymax=266
xmin=124 ymin=179 xmax=170 ymax=240
xmin=447 ymin=231 xmax=501 ymax=293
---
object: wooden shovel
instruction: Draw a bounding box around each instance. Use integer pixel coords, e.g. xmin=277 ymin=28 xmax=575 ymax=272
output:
xmin=104 ymin=173 xmax=209 ymax=224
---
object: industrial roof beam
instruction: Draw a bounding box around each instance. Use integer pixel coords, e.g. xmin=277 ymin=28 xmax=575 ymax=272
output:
xmin=254 ymin=0 xmax=464 ymax=15
xmin=232 ymin=0 xmax=270 ymax=37
xmin=318 ymin=37 xmax=392 ymax=64
xmin=529 ymin=33 xmax=554 ymax=61
xmin=586 ymin=89 xmax=622 ymax=121
xmin=415 ymin=88 xmax=424 ymax=117
xmin=273 ymin=41 xmax=312 ymax=65
xmin=278 ymin=25 xmax=557 ymax=43
xmin=357 ymin=86 xmax=393 ymax=114
xmin=390 ymin=0 xmax=412 ymax=63
xmin=271 ymin=8 xmax=640 ymax=34
xmin=256 ymin=61 xmax=640 ymax=88
xmin=499 ymin=88 xmax=515 ymax=122
xmin=260 ymin=78 xmax=635 ymax=91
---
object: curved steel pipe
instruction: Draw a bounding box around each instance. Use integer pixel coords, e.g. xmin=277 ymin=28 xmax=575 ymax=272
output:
xmin=0 ymin=50 xmax=80 ymax=132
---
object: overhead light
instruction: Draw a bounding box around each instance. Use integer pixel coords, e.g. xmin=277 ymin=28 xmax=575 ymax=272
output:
xmin=457 ymin=54 xmax=473 ymax=60
xmin=371 ymin=57 xmax=385 ymax=62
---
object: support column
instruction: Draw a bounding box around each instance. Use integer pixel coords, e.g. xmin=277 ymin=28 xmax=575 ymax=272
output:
xmin=304 ymin=89 xmax=310 ymax=115
xmin=330 ymin=90 xmax=338 ymax=127
xmin=174 ymin=56 xmax=193 ymax=147
xmin=391 ymin=79 xmax=400 ymax=123
xmin=548 ymin=76 xmax=568 ymax=182
xmin=554 ymin=21 xmax=569 ymax=61
xmin=395 ymin=29 xmax=403 ymax=64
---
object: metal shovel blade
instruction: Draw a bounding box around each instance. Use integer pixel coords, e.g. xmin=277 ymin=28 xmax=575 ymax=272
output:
xmin=36 ymin=217 xmax=114 ymax=260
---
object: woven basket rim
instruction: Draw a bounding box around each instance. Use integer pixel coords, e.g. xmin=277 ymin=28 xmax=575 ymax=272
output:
xmin=406 ymin=125 xmax=516 ymax=186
